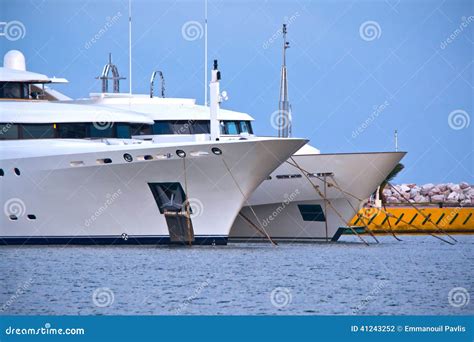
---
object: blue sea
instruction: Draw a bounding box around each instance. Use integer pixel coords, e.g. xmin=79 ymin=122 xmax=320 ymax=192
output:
xmin=0 ymin=236 xmax=472 ymax=315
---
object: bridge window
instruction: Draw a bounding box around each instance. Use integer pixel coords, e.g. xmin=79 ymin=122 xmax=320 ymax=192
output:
xmin=130 ymin=123 xmax=152 ymax=136
xmin=57 ymin=123 xmax=88 ymax=138
xmin=89 ymin=123 xmax=115 ymax=138
xmin=116 ymin=123 xmax=131 ymax=139
xmin=0 ymin=82 xmax=29 ymax=99
xmin=221 ymin=121 xmax=253 ymax=135
xmin=22 ymin=124 xmax=55 ymax=139
xmin=0 ymin=123 xmax=19 ymax=140
xmin=152 ymin=120 xmax=210 ymax=135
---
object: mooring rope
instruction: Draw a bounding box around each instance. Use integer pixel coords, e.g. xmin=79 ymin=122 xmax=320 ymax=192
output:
xmin=286 ymin=157 xmax=457 ymax=245
xmin=288 ymin=157 xmax=370 ymax=246
xmin=221 ymin=158 xmax=278 ymax=246
xmin=183 ymin=157 xmax=193 ymax=246
xmin=388 ymin=182 xmax=457 ymax=244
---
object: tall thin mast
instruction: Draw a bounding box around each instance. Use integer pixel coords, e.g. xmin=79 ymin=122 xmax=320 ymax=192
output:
xmin=278 ymin=24 xmax=291 ymax=137
xmin=394 ymin=129 xmax=398 ymax=152
xmin=128 ymin=0 xmax=133 ymax=95
xmin=204 ymin=0 xmax=208 ymax=106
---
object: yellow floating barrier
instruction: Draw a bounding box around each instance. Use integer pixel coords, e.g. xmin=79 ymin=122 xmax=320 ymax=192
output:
xmin=350 ymin=206 xmax=474 ymax=234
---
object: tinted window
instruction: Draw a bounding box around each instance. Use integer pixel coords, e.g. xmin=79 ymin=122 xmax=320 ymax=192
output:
xmin=57 ymin=123 xmax=88 ymax=138
xmin=172 ymin=121 xmax=192 ymax=134
xmin=221 ymin=120 xmax=253 ymax=135
xmin=89 ymin=123 xmax=115 ymax=138
xmin=225 ymin=121 xmax=239 ymax=135
xmin=190 ymin=121 xmax=210 ymax=134
xmin=130 ymin=123 xmax=152 ymax=136
xmin=152 ymin=120 xmax=209 ymax=135
xmin=298 ymin=204 xmax=326 ymax=222
xmin=240 ymin=121 xmax=252 ymax=134
xmin=0 ymin=82 xmax=29 ymax=99
xmin=153 ymin=121 xmax=174 ymax=135
xmin=22 ymin=124 xmax=55 ymax=139
xmin=0 ymin=123 xmax=19 ymax=140
xmin=116 ymin=123 xmax=131 ymax=138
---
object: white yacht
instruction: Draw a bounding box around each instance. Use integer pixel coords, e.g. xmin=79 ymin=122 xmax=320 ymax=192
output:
xmin=72 ymin=55 xmax=405 ymax=243
xmin=0 ymin=50 xmax=306 ymax=245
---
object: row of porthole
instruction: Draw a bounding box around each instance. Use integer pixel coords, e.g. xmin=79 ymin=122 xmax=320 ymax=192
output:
xmin=267 ymin=172 xmax=335 ymax=180
xmin=124 ymin=148 xmax=223 ymax=162
xmin=0 ymin=168 xmax=21 ymax=176
xmin=70 ymin=148 xmax=223 ymax=167
xmin=9 ymin=214 xmax=36 ymax=221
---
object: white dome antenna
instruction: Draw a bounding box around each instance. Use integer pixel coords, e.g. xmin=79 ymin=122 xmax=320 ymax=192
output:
xmin=4 ymin=50 xmax=26 ymax=71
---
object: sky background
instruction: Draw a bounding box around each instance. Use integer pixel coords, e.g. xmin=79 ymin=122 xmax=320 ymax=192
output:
xmin=1 ymin=0 xmax=473 ymax=184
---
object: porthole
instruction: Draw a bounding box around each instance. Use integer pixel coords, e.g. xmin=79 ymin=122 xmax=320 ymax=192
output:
xmin=211 ymin=147 xmax=222 ymax=155
xmin=27 ymin=214 xmax=36 ymax=220
xmin=176 ymin=150 xmax=186 ymax=158
xmin=97 ymin=158 xmax=112 ymax=164
xmin=70 ymin=161 xmax=85 ymax=167
xmin=14 ymin=168 xmax=20 ymax=176
xmin=123 ymin=153 xmax=133 ymax=162
xmin=137 ymin=155 xmax=154 ymax=161
xmin=0 ymin=169 xmax=3 ymax=176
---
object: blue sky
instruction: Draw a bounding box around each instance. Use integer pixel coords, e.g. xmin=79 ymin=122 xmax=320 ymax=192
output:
xmin=1 ymin=0 xmax=473 ymax=184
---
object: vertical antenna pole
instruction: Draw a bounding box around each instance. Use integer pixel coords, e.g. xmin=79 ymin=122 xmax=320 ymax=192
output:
xmin=394 ymin=129 xmax=398 ymax=152
xmin=278 ymin=23 xmax=291 ymax=137
xmin=128 ymin=0 xmax=133 ymax=95
xmin=204 ymin=0 xmax=208 ymax=106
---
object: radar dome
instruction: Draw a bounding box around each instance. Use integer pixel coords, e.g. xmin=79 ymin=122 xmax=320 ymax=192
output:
xmin=4 ymin=50 xmax=26 ymax=71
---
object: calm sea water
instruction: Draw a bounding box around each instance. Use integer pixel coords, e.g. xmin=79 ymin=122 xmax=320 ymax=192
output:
xmin=0 ymin=236 xmax=472 ymax=315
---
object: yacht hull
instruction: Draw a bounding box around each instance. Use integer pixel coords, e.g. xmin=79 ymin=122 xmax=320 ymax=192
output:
xmin=0 ymin=138 xmax=305 ymax=245
xmin=230 ymin=151 xmax=406 ymax=242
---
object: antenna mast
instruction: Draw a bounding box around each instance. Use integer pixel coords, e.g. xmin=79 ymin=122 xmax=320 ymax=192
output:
xmin=278 ymin=23 xmax=291 ymax=137
xmin=204 ymin=0 xmax=208 ymax=106
xmin=394 ymin=129 xmax=398 ymax=152
xmin=128 ymin=0 xmax=133 ymax=94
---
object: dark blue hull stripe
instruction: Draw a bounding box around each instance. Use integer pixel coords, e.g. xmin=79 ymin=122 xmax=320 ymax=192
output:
xmin=0 ymin=235 xmax=228 ymax=246
xmin=229 ymin=236 xmax=338 ymax=243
